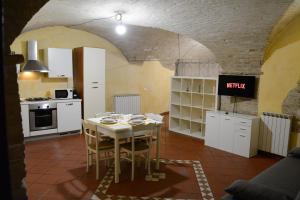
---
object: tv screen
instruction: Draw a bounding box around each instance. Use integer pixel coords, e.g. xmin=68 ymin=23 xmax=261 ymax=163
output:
xmin=218 ymin=75 xmax=256 ymax=98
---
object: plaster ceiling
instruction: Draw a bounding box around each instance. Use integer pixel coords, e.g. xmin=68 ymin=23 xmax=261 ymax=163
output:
xmin=23 ymin=0 xmax=293 ymax=71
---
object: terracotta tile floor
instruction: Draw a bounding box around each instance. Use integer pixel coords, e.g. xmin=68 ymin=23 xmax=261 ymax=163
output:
xmin=25 ymin=116 xmax=281 ymax=200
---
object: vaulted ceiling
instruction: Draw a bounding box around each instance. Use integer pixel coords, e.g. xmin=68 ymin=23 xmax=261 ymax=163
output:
xmin=22 ymin=0 xmax=293 ymax=72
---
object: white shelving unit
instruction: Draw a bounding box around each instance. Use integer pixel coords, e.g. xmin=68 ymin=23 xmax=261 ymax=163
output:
xmin=169 ymin=76 xmax=218 ymax=139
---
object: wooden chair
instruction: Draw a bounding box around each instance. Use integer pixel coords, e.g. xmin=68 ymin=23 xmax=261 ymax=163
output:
xmin=120 ymin=123 xmax=155 ymax=181
xmin=82 ymin=120 xmax=114 ymax=180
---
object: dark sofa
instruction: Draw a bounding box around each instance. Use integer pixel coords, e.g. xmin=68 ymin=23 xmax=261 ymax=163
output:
xmin=222 ymin=154 xmax=300 ymax=200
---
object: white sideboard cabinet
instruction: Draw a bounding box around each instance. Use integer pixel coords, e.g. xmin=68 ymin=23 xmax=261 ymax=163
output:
xmin=205 ymin=111 xmax=260 ymax=158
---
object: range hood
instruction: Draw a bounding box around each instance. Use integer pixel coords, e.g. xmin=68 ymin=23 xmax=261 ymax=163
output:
xmin=22 ymin=40 xmax=49 ymax=72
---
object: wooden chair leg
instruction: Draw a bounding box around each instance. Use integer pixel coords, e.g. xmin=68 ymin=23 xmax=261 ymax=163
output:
xmin=96 ymin=152 xmax=99 ymax=180
xmin=145 ymin=153 xmax=148 ymax=170
xmin=147 ymin=151 xmax=151 ymax=175
xmin=118 ymin=152 xmax=121 ymax=174
xmin=86 ymin=150 xmax=89 ymax=172
xmin=131 ymin=153 xmax=135 ymax=181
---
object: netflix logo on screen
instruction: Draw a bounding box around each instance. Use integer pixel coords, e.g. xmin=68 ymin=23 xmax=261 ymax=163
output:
xmin=226 ymin=83 xmax=246 ymax=89
xmin=218 ymin=75 xmax=256 ymax=98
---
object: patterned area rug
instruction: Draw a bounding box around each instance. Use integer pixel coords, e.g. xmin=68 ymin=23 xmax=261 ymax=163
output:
xmin=91 ymin=159 xmax=214 ymax=200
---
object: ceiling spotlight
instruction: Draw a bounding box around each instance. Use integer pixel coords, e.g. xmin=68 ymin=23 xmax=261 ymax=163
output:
xmin=114 ymin=11 xmax=126 ymax=35
xmin=115 ymin=13 xmax=122 ymax=21
xmin=115 ymin=24 xmax=127 ymax=35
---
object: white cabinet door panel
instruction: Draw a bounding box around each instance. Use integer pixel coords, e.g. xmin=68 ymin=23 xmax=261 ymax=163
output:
xmin=83 ymin=48 xmax=105 ymax=85
xmin=219 ymin=115 xmax=234 ymax=153
xmin=57 ymin=101 xmax=82 ymax=132
xmin=21 ymin=104 xmax=30 ymax=137
xmin=205 ymin=112 xmax=220 ymax=148
xmin=46 ymin=48 xmax=73 ymax=78
xmin=84 ymin=84 xmax=105 ymax=119
xmin=234 ymin=133 xmax=250 ymax=157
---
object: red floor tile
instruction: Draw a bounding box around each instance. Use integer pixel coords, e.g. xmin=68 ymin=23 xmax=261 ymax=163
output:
xmin=24 ymin=115 xmax=281 ymax=200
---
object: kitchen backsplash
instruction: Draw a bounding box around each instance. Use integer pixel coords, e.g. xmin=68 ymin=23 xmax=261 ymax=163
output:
xmin=18 ymin=72 xmax=73 ymax=98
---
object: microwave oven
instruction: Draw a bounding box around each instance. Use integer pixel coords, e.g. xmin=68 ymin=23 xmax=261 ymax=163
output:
xmin=53 ymin=89 xmax=73 ymax=99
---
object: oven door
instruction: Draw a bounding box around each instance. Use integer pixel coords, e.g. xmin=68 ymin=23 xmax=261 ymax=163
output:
xmin=29 ymin=108 xmax=57 ymax=131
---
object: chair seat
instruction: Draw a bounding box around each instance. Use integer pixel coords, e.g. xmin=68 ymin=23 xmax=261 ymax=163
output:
xmin=121 ymin=140 xmax=149 ymax=151
xmin=101 ymin=135 xmax=114 ymax=141
xmin=88 ymin=140 xmax=114 ymax=150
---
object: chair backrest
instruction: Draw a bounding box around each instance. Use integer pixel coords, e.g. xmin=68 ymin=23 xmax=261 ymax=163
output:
xmin=130 ymin=123 xmax=155 ymax=151
xmin=82 ymin=120 xmax=99 ymax=150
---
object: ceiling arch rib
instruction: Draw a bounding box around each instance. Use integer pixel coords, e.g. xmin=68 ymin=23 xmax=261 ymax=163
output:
xmin=23 ymin=0 xmax=293 ymax=72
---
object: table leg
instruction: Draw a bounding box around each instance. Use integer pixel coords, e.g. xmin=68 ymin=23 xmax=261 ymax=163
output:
xmin=114 ymin=137 xmax=119 ymax=183
xmin=156 ymin=126 xmax=160 ymax=170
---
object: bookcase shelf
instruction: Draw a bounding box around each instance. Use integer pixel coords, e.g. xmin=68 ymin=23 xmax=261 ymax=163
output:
xmin=169 ymin=76 xmax=218 ymax=140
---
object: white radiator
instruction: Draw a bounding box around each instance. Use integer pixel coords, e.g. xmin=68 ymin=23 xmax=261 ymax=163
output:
xmin=259 ymin=112 xmax=291 ymax=156
xmin=114 ymin=94 xmax=140 ymax=114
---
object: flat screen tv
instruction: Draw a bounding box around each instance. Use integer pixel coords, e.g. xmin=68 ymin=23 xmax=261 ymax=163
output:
xmin=218 ymin=75 xmax=256 ymax=98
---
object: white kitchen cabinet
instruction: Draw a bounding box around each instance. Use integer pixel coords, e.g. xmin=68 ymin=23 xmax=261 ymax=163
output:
xmin=83 ymin=48 xmax=105 ymax=85
xmin=57 ymin=101 xmax=82 ymax=133
xmin=21 ymin=104 xmax=30 ymax=137
xmin=44 ymin=48 xmax=73 ymax=78
xmin=73 ymin=47 xmax=106 ymax=119
xmin=84 ymin=84 xmax=105 ymax=119
xmin=205 ymin=111 xmax=260 ymax=158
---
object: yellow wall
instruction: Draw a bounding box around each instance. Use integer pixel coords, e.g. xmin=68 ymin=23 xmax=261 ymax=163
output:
xmin=11 ymin=26 xmax=173 ymax=114
xmin=258 ymin=15 xmax=300 ymax=147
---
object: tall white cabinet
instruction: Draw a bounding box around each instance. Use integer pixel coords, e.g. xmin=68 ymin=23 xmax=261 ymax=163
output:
xmin=169 ymin=76 xmax=218 ymax=139
xmin=73 ymin=47 xmax=105 ymax=119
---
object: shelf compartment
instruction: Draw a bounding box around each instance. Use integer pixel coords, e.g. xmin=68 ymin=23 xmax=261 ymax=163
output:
xmin=181 ymin=92 xmax=191 ymax=106
xmin=204 ymin=79 xmax=217 ymax=94
xmin=171 ymin=78 xmax=181 ymax=91
xmin=191 ymin=107 xmax=203 ymax=123
xmin=181 ymin=78 xmax=192 ymax=92
xmin=192 ymin=93 xmax=203 ymax=108
xmin=203 ymin=95 xmax=216 ymax=110
xmin=180 ymin=119 xmax=191 ymax=135
xmin=180 ymin=106 xmax=191 ymax=120
xmin=191 ymin=122 xmax=203 ymax=137
xmin=170 ymin=117 xmax=180 ymax=131
xmin=170 ymin=104 xmax=180 ymax=118
xmin=192 ymin=79 xmax=204 ymax=93
xmin=171 ymin=92 xmax=181 ymax=105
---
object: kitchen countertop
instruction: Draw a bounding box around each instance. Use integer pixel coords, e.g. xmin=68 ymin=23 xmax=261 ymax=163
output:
xmin=20 ymin=98 xmax=82 ymax=105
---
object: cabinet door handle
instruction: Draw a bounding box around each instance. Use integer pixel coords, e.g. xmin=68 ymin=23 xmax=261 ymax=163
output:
xmin=92 ymin=87 xmax=98 ymax=89
xmin=240 ymin=128 xmax=247 ymax=130
xmin=92 ymin=82 xmax=98 ymax=84
xmin=225 ymin=118 xmax=230 ymax=120
xmin=240 ymin=121 xmax=247 ymax=124
xmin=66 ymin=103 xmax=73 ymax=106
xmin=239 ymin=135 xmax=246 ymax=138
xmin=60 ymin=75 xmax=65 ymax=77
xmin=209 ymin=115 xmax=215 ymax=118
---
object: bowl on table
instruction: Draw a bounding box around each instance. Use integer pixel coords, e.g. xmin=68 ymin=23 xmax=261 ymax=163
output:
xmin=128 ymin=118 xmax=145 ymax=125
xmin=100 ymin=117 xmax=117 ymax=124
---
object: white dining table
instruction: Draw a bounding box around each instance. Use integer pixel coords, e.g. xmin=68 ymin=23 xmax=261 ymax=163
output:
xmin=86 ymin=115 xmax=163 ymax=183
